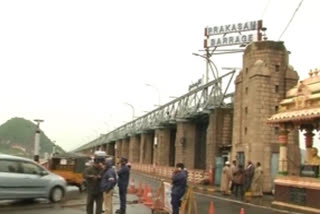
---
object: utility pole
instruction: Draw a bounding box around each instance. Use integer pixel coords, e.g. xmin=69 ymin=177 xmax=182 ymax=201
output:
xmin=34 ymin=119 xmax=44 ymax=162
xmin=52 ymin=140 xmax=56 ymax=157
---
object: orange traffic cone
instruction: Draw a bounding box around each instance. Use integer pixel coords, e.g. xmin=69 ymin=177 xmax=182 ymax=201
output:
xmin=139 ymin=184 xmax=148 ymax=203
xmin=208 ymin=201 xmax=214 ymax=214
xmin=239 ymin=208 xmax=245 ymax=214
xmin=136 ymin=182 xmax=143 ymax=197
xmin=144 ymin=190 xmax=154 ymax=207
xmin=128 ymin=178 xmax=136 ymax=194
xmin=142 ymin=184 xmax=150 ymax=202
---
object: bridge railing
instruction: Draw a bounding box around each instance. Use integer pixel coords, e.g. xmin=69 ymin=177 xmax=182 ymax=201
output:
xmin=75 ymin=70 xmax=235 ymax=151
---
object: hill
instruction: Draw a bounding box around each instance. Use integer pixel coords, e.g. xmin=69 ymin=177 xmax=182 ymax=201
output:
xmin=0 ymin=117 xmax=64 ymax=158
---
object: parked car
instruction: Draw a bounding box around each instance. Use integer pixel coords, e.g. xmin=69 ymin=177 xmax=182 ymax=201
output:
xmin=0 ymin=153 xmax=67 ymax=202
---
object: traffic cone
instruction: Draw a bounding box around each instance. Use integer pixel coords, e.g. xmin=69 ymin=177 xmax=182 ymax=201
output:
xmin=144 ymin=189 xmax=154 ymax=207
xmin=128 ymin=178 xmax=136 ymax=194
xmin=208 ymin=201 xmax=214 ymax=214
xmin=139 ymin=184 xmax=148 ymax=203
xmin=136 ymin=182 xmax=143 ymax=197
xmin=239 ymin=208 xmax=245 ymax=214
xmin=142 ymin=184 xmax=150 ymax=202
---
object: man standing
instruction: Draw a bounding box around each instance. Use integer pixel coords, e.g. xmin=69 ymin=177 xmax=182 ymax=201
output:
xmin=101 ymin=160 xmax=117 ymax=214
xmin=230 ymin=160 xmax=237 ymax=193
xmin=244 ymin=161 xmax=255 ymax=192
xmin=220 ymin=161 xmax=232 ymax=195
xmin=233 ymin=165 xmax=245 ymax=200
xmin=116 ymin=157 xmax=130 ymax=214
xmin=171 ymin=163 xmax=187 ymax=214
xmin=83 ymin=157 xmax=104 ymax=214
xmin=251 ymin=162 xmax=263 ymax=196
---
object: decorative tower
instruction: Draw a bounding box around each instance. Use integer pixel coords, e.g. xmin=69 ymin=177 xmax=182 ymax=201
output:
xmin=232 ymin=41 xmax=300 ymax=192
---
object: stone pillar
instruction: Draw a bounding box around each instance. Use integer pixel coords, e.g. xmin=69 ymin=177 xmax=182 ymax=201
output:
xmin=278 ymin=128 xmax=289 ymax=175
xmin=304 ymin=127 xmax=315 ymax=164
xmin=107 ymin=142 xmax=115 ymax=156
xmin=155 ymin=128 xmax=171 ymax=166
xmin=115 ymin=140 xmax=122 ymax=159
xmin=175 ymin=121 xmax=196 ymax=169
xmin=129 ymin=135 xmax=140 ymax=163
xmin=141 ymin=132 xmax=153 ymax=164
xmin=121 ymin=138 xmax=129 ymax=159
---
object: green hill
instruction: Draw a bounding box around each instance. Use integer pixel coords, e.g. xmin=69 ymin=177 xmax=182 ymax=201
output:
xmin=0 ymin=117 xmax=64 ymax=158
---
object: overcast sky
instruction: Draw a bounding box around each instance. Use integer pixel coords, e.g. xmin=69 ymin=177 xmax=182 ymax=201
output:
xmin=0 ymin=0 xmax=319 ymax=151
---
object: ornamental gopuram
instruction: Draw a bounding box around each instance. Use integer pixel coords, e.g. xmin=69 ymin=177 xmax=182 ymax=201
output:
xmin=268 ymin=69 xmax=320 ymax=213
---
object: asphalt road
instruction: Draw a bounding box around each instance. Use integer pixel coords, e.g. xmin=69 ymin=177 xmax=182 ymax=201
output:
xmin=131 ymin=172 xmax=301 ymax=214
xmin=0 ymin=173 xmax=304 ymax=214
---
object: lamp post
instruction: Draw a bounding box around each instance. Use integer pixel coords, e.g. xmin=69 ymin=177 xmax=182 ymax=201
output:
xmin=52 ymin=140 xmax=56 ymax=157
xmin=124 ymin=102 xmax=135 ymax=120
xmin=34 ymin=119 xmax=44 ymax=162
xmin=145 ymin=84 xmax=161 ymax=106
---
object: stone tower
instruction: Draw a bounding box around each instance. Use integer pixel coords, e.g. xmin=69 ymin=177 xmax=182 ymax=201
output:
xmin=232 ymin=41 xmax=300 ymax=192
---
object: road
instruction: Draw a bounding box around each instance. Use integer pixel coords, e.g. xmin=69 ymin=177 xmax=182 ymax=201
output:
xmin=0 ymin=173 xmax=303 ymax=214
xmin=131 ymin=172 xmax=301 ymax=214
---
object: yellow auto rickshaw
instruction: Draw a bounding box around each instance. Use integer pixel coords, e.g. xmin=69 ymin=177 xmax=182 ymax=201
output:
xmin=49 ymin=152 xmax=91 ymax=191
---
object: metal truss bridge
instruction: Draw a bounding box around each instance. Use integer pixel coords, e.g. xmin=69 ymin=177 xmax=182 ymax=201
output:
xmin=75 ymin=70 xmax=235 ymax=152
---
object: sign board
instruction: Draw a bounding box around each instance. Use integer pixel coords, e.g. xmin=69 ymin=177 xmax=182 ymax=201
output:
xmin=204 ymin=20 xmax=263 ymax=48
xmin=163 ymin=182 xmax=172 ymax=212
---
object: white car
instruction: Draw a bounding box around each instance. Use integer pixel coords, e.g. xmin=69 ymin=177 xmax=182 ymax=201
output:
xmin=0 ymin=153 xmax=67 ymax=202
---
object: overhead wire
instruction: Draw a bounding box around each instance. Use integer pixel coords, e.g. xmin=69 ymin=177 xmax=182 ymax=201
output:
xmin=278 ymin=0 xmax=304 ymax=40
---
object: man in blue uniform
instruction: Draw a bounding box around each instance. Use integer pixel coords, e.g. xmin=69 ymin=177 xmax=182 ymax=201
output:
xmin=101 ymin=159 xmax=117 ymax=214
xmin=116 ymin=157 xmax=130 ymax=214
xmin=171 ymin=162 xmax=187 ymax=214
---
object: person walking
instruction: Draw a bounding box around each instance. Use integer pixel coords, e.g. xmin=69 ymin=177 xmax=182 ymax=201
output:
xmin=171 ymin=163 xmax=187 ymax=214
xmin=83 ymin=157 xmax=105 ymax=214
xmin=101 ymin=159 xmax=117 ymax=214
xmin=232 ymin=164 xmax=245 ymax=200
xmin=251 ymin=162 xmax=263 ymax=196
xmin=220 ymin=161 xmax=232 ymax=195
xmin=116 ymin=157 xmax=130 ymax=214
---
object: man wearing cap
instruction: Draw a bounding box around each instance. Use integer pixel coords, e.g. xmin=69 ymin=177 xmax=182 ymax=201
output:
xmin=83 ymin=157 xmax=105 ymax=214
xmin=171 ymin=162 xmax=187 ymax=214
xmin=220 ymin=161 xmax=232 ymax=195
xmin=116 ymin=157 xmax=130 ymax=214
xmin=101 ymin=159 xmax=117 ymax=214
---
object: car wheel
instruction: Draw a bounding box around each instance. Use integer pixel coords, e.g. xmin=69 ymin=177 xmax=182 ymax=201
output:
xmin=50 ymin=186 xmax=64 ymax=203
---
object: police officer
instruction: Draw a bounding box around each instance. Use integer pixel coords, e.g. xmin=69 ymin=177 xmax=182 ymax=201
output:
xmin=116 ymin=157 xmax=130 ymax=214
xmin=83 ymin=157 xmax=104 ymax=214
xmin=101 ymin=159 xmax=117 ymax=214
xmin=171 ymin=162 xmax=187 ymax=214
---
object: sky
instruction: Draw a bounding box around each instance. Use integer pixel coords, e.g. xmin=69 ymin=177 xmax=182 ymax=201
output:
xmin=0 ymin=0 xmax=319 ymax=151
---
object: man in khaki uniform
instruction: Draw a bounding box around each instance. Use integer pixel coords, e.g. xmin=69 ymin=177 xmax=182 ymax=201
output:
xmin=100 ymin=160 xmax=117 ymax=214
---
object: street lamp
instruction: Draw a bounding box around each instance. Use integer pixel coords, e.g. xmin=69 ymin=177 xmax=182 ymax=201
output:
xmin=34 ymin=119 xmax=44 ymax=162
xmin=145 ymin=84 xmax=161 ymax=106
xmin=192 ymin=53 xmax=219 ymax=82
xmin=123 ymin=102 xmax=135 ymax=120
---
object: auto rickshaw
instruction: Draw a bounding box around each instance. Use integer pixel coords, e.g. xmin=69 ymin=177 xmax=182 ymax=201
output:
xmin=49 ymin=152 xmax=91 ymax=191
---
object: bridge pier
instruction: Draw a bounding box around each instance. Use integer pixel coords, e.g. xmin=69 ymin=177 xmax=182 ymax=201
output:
xmin=129 ymin=135 xmax=140 ymax=163
xmin=140 ymin=132 xmax=154 ymax=164
xmin=175 ymin=120 xmax=196 ymax=169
